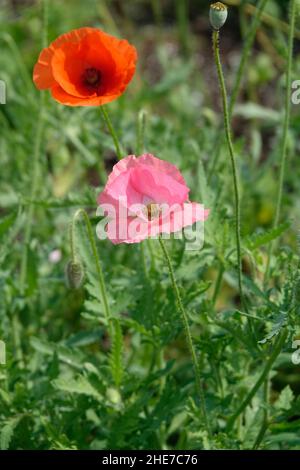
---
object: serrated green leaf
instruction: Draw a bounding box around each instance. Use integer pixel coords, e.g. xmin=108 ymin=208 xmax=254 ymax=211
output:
xmin=30 ymin=337 xmax=84 ymax=369
xmin=245 ymin=222 xmax=290 ymax=251
xmin=0 ymin=416 xmax=21 ymax=450
xmin=52 ymin=375 xmax=102 ymax=401
xmin=274 ymin=385 xmax=294 ymax=411
xmin=258 ymin=314 xmax=287 ymax=344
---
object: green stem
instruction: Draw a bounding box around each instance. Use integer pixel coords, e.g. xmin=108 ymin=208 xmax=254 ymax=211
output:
xmin=229 ymin=0 xmax=269 ymax=117
xmin=136 ymin=109 xmax=147 ymax=156
xmin=140 ymin=242 xmax=148 ymax=281
xmin=252 ymin=376 xmax=269 ymax=449
xmin=264 ymin=0 xmax=296 ymax=284
xmin=176 ymin=0 xmax=190 ymax=57
xmin=212 ymin=263 xmax=225 ymax=307
xmin=158 ymin=237 xmax=211 ymax=441
xmin=136 ymin=109 xmax=157 ymax=274
xmin=239 ymin=0 xmax=247 ymax=39
xmin=136 ymin=109 xmax=159 ymax=383
xmin=19 ymin=99 xmax=45 ymax=294
xmin=19 ymin=0 xmax=48 ymax=294
xmin=151 ymin=0 xmax=163 ymax=30
xmin=136 ymin=110 xmax=149 ymax=282
xmin=252 ymin=418 xmax=269 ymax=450
xmin=208 ymin=0 xmax=269 ymax=182
xmin=101 ymin=106 xmax=123 ymax=160
xmin=70 ymin=208 xmax=112 ymax=337
xmin=11 ymin=312 xmax=24 ymax=368
xmin=136 ymin=109 xmax=148 ymax=276
xmin=212 ymin=29 xmax=245 ymax=311
xmin=227 ymin=329 xmax=287 ymax=432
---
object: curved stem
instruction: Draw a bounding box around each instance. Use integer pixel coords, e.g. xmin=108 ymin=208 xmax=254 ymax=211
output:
xmin=136 ymin=109 xmax=148 ymax=277
xmin=212 ymin=262 xmax=225 ymax=307
xmin=136 ymin=109 xmax=147 ymax=156
xmin=70 ymin=208 xmax=112 ymax=337
xmin=252 ymin=376 xmax=269 ymax=449
xmin=264 ymin=0 xmax=296 ymax=284
xmin=212 ymin=30 xmax=245 ymax=311
xmin=11 ymin=312 xmax=24 ymax=368
xmin=19 ymin=100 xmax=45 ymax=293
xmin=158 ymin=237 xmax=212 ymax=441
xmin=136 ymin=109 xmax=157 ymax=274
xmin=208 ymin=0 xmax=269 ymax=182
xmin=19 ymin=0 xmax=48 ymax=294
xmin=101 ymin=106 xmax=123 ymax=160
xmin=227 ymin=329 xmax=287 ymax=432
xmin=229 ymin=0 xmax=269 ymax=116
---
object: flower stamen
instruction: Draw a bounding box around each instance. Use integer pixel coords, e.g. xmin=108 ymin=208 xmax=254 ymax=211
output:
xmin=83 ymin=67 xmax=102 ymax=89
xmin=140 ymin=203 xmax=161 ymax=221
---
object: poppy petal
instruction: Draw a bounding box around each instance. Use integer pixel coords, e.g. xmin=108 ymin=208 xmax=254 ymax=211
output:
xmin=50 ymin=83 xmax=121 ymax=106
xmin=33 ymin=27 xmax=137 ymax=106
xmin=33 ymin=47 xmax=55 ymax=89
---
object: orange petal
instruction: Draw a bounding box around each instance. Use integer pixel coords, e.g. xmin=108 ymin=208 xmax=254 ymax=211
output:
xmin=33 ymin=28 xmax=94 ymax=90
xmin=33 ymin=46 xmax=55 ymax=89
xmin=33 ymin=27 xmax=137 ymax=106
xmin=51 ymin=32 xmax=117 ymax=98
xmin=49 ymin=27 xmax=95 ymax=49
xmin=50 ymin=83 xmax=121 ymax=106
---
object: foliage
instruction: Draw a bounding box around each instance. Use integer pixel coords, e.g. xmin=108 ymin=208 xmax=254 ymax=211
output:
xmin=0 ymin=0 xmax=299 ymax=450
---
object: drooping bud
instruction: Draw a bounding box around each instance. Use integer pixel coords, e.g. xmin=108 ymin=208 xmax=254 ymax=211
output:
xmin=210 ymin=2 xmax=228 ymax=30
xmin=66 ymin=260 xmax=84 ymax=289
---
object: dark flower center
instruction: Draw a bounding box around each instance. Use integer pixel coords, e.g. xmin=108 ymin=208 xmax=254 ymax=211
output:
xmin=83 ymin=68 xmax=101 ymax=89
xmin=145 ymin=203 xmax=161 ymax=221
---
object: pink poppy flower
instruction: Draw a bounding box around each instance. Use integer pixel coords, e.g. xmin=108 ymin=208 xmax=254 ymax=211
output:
xmin=96 ymin=154 xmax=209 ymax=244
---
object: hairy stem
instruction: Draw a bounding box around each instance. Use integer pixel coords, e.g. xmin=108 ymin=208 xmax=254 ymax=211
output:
xmin=229 ymin=0 xmax=269 ymax=116
xmin=252 ymin=377 xmax=269 ymax=449
xmin=212 ymin=29 xmax=245 ymax=311
xmin=136 ymin=109 xmax=157 ymax=273
xmin=264 ymin=0 xmax=296 ymax=284
xmin=101 ymin=106 xmax=123 ymax=160
xmin=70 ymin=208 xmax=112 ymax=337
xmin=158 ymin=237 xmax=211 ymax=440
xmin=227 ymin=329 xmax=287 ymax=432
xmin=212 ymin=263 xmax=225 ymax=307
xmin=19 ymin=0 xmax=48 ymax=294
xmin=136 ymin=109 xmax=147 ymax=156
xmin=208 ymin=0 xmax=269 ymax=181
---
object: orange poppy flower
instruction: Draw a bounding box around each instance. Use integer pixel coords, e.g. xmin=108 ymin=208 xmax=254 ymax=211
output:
xmin=33 ymin=27 xmax=137 ymax=106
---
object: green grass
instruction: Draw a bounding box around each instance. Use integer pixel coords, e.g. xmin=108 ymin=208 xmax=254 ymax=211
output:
xmin=0 ymin=0 xmax=300 ymax=450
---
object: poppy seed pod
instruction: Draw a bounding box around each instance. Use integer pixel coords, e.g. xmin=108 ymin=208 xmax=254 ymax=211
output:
xmin=66 ymin=260 xmax=84 ymax=289
xmin=210 ymin=2 xmax=228 ymax=30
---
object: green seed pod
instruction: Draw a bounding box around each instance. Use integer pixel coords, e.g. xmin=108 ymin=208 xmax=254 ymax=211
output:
xmin=210 ymin=2 xmax=228 ymax=30
xmin=66 ymin=260 xmax=84 ymax=289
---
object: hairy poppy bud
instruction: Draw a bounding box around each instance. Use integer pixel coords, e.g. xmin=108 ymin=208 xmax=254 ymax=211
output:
xmin=210 ymin=2 xmax=228 ymax=30
xmin=66 ymin=260 xmax=84 ymax=289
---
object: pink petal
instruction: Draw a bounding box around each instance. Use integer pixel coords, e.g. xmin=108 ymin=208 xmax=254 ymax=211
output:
xmin=105 ymin=203 xmax=209 ymax=244
xmin=130 ymin=166 xmax=189 ymax=206
xmin=138 ymin=154 xmax=187 ymax=186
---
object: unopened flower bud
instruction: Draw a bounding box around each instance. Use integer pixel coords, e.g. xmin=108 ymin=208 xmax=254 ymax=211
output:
xmin=66 ymin=260 xmax=84 ymax=289
xmin=210 ymin=2 xmax=228 ymax=30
